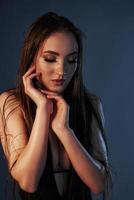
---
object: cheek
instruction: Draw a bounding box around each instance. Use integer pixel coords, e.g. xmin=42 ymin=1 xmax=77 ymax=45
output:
xmin=36 ymin=62 xmax=53 ymax=75
xmin=67 ymin=65 xmax=77 ymax=75
xmin=40 ymin=69 xmax=52 ymax=82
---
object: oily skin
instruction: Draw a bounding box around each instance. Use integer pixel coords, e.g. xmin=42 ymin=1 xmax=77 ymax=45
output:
xmin=34 ymin=31 xmax=78 ymax=95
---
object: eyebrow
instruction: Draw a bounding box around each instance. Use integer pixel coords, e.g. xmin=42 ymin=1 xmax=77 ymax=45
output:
xmin=42 ymin=50 xmax=78 ymax=56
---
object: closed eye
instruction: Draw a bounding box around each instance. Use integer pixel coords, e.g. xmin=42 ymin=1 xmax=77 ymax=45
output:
xmin=44 ymin=59 xmax=56 ymax=63
xmin=68 ymin=59 xmax=78 ymax=64
xmin=44 ymin=58 xmax=78 ymax=64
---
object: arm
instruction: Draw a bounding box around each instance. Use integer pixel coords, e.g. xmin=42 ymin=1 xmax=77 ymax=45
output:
xmin=57 ymin=127 xmax=105 ymax=195
xmin=11 ymin=104 xmax=50 ymax=192
xmin=44 ymin=91 xmax=108 ymax=194
xmin=0 ymin=92 xmax=50 ymax=193
xmin=56 ymin=99 xmax=107 ymax=195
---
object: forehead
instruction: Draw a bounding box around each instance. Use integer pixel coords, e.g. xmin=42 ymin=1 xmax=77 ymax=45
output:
xmin=40 ymin=31 xmax=78 ymax=56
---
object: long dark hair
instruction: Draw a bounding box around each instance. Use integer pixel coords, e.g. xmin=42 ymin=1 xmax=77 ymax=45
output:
xmin=1 ymin=12 xmax=112 ymax=200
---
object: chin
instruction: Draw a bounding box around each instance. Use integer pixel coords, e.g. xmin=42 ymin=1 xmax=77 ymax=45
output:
xmin=48 ymin=88 xmax=64 ymax=94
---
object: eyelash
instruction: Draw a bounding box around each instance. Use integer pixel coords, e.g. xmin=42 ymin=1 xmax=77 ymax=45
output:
xmin=44 ymin=58 xmax=78 ymax=64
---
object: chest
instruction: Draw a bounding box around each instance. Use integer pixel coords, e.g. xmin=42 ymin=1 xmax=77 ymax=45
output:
xmin=48 ymin=130 xmax=71 ymax=196
xmin=48 ymin=130 xmax=70 ymax=171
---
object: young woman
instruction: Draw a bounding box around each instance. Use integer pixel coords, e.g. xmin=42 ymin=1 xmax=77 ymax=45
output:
xmin=0 ymin=12 xmax=112 ymax=200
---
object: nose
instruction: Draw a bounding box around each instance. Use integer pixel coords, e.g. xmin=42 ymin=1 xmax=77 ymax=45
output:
xmin=55 ymin=61 xmax=67 ymax=76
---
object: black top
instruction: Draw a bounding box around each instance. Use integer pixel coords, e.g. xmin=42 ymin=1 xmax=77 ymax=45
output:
xmin=4 ymin=97 xmax=106 ymax=200
xmin=17 ymin=141 xmax=72 ymax=200
xmin=14 ymin=140 xmax=92 ymax=200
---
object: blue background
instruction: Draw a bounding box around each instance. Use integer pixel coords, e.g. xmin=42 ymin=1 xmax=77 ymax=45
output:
xmin=0 ymin=0 xmax=134 ymax=199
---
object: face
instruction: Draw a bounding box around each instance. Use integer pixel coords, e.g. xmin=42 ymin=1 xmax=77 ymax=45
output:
xmin=34 ymin=31 xmax=78 ymax=94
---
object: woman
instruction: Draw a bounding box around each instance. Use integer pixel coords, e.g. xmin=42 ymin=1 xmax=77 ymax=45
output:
xmin=0 ymin=12 xmax=112 ymax=200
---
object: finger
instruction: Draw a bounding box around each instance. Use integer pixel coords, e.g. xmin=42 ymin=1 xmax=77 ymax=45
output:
xmin=25 ymin=73 xmax=40 ymax=87
xmin=41 ymin=90 xmax=59 ymax=96
xmin=40 ymin=90 xmax=48 ymax=94
xmin=46 ymin=95 xmax=61 ymax=101
xmin=29 ymin=72 xmax=40 ymax=79
xmin=23 ymin=65 xmax=36 ymax=78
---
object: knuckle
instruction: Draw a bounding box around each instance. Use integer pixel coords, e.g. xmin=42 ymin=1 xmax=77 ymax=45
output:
xmin=24 ymin=87 xmax=30 ymax=94
xmin=22 ymin=74 xmax=26 ymax=79
xmin=26 ymin=87 xmax=31 ymax=93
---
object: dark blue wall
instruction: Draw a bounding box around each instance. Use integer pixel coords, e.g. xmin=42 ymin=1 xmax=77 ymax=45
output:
xmin=0 ymin=1 xmax=134 ymax=200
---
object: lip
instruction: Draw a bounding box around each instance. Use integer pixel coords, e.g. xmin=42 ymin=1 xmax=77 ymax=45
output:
xmin=51 ymin=79 xmax=65 ymax=85
xmin=52 ymin=79 xmax=65 ymax=82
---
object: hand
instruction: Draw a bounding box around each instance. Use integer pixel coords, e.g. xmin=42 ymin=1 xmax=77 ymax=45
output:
xmin=41 ymin=90 xmax=70 ymax=136
xmin=22 ymin=65 xmax=53 ymax=112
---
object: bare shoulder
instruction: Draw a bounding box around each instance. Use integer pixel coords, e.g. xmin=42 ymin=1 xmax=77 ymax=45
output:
xmin=0 ymin=90 xmax=12 ymax=107
xmin=0 ymin=89 xmax=22 ymax=116
xmin=0 ymin=89 xmax=17 ymax=101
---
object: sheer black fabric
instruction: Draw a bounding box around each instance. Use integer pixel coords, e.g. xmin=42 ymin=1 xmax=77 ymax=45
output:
xmin=7 ymin=140 xmax=92 ymax=200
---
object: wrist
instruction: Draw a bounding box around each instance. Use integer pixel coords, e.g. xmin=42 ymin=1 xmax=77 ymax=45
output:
xmin=55 ymin=126 xmax=73 ymax=139
xmin=37 ymin=103 xmax=51 ymax=114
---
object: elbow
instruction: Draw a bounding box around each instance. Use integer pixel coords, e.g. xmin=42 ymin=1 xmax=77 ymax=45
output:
xmin=87 ymin=180 xmax=105 ymax=195
xmin=90 ymin=173 xmax=106 ymax=195
xmin=19 ymin=178 xmax=37 ymax=193
xmin=10 ymin=166 xmax=38 ymax=193
xmin=19 ymin=184 xmax=37 ymax=193
xmin=11 ymin=168 xmax=37 ymax=193
xmin=91 ymin=186 xmax=104 ymax=195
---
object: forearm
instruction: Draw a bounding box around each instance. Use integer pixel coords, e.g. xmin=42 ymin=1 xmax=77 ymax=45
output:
xmin=11 ymin=105 xmax=50 ymax=192
xmin=58 ymin=128 xmax=105 ymax=194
